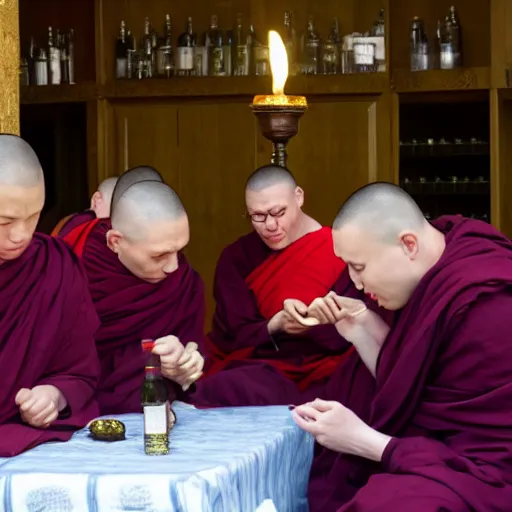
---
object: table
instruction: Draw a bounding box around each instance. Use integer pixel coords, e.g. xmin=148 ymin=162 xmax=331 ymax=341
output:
xmin=0 ymin=402 xmax=314 ymax=512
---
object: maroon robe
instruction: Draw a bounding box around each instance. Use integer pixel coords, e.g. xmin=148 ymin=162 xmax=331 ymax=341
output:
xmin=309 ymin=216 xmax=512 ymax=512
xmin=51 ymin=209 xmax=96 ymax=238
xmin=0 ymin=234 xmax=100 ymax=456
xmin=189 ymin=228 xmax=378 ymax=407
xmin=80 ymin=220 xmax=205 ymax=415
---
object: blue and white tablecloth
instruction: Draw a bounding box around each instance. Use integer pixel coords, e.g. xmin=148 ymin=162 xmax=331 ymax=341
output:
xmin=0 ymin=402 xmax=314 ymax=512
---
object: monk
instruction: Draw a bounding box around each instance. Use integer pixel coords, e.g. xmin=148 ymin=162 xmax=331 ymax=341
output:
xmin=290 ymin=182 xmax=512 ymax=511
xmin=0 ymin=134 xmax=100 ymax=457
xmin=190 ymin=165 xmax=372 ymax=407
xmin=51 ymin=176 xmax=118 ymax=237
xmin=78 ymin=179 xmax=205 ymax=415
xmin=55 ymin=166 xmax=163 ymax=256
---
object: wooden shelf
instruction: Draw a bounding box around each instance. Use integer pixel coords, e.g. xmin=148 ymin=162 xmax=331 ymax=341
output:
xmin=393 ymin=67 xmax=490 ymax=93
xmin=102 ymin=73 xmax=389 ymax=100
xmin=20 ymin=82 xmax=99 ymax=105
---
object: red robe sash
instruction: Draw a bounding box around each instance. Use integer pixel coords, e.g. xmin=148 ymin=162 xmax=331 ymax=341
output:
xmin=61 ymin=218 xmax=101 ymax=258
xmin=50 ymin=214 xmax=74 ymax=236
xmin=207 ymin=227 xmax=353 ymax=391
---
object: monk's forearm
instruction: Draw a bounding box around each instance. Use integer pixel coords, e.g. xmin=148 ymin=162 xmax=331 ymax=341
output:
xmin=351 ymin=338 xmax=380 ymax=377
xmin=360 ymin=309 xmax=390 ymax=347
xmin=336 ymin=310 xmax=390 ymax=377
xmin=355 ymin=428 xmax=393 ymax=462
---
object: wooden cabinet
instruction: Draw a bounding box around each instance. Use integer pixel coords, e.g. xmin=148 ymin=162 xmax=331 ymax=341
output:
xmin=18 ymin=0 xmax=512 ymax=320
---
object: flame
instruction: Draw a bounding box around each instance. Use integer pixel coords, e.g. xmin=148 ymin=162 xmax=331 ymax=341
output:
xmin=268 ymin=30 xmax=288 ymax=96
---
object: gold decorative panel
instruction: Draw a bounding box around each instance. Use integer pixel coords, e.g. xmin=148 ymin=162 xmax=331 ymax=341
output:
xmin=0 ymin=0 xmax=19 ymax=135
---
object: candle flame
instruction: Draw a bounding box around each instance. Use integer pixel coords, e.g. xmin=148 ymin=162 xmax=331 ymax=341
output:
xmin=268 ymin=30 xmax=288 ymax=96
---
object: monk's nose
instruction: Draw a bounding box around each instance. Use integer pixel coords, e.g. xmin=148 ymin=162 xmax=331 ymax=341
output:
xmin=9 ymin=224 xmax=30 ymax=244
xmin=163 ymin=254 xmax=178 ymax=274
xmin=265 ymin=217 xmax=278 ymax=231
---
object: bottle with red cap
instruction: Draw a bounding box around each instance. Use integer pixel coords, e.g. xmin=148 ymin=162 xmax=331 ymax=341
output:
xmin=141 ymin=338 xmax=170 ymax=455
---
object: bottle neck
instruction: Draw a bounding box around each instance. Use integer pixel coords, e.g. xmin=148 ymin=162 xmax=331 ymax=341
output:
xmin=144 ymin=353 xmax=162 ymax=379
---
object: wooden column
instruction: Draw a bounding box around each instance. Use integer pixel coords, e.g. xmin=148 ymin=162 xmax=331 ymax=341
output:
xmin=0 ymin=0 xmax=19 ymax=135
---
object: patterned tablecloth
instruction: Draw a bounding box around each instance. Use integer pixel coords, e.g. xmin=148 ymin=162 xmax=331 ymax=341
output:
xmin=0 ymin=402 xmax=314 ymax=512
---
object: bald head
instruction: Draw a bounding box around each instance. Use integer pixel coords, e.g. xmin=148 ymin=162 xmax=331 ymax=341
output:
xmin=333 ymin=182 xmax=426 ymax=243
xmin=246 ymin=165 xmax=296 ymax=192
xmin=91 ymin=177 xmax=118 ymax=218
xmin=98 ymin=177 xmax=118 ymax=199
xmin=0 ymin=135 xmax=45 ymax=262
xmin=111 ymin=180 xmax=186 ymax=240
xmin=111 ymin=166 xmax=163 ymax=212
xmin=0 ymin=134 xmax=44 ymax=188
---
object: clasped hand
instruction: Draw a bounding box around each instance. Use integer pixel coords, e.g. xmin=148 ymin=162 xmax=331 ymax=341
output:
xmin=153 ymin=335 xmax=204 ymax=391
xmin=15 ymin=384 xmax=66 ymax=429
xmin=292 ymin=398 xmax=391 ymax=462
xmin=284 ymin=292 xmax=367 ymax=327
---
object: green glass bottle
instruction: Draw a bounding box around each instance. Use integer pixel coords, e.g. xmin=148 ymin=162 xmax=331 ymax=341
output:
xmin=141 ymin=339 xmax=170 ymax=455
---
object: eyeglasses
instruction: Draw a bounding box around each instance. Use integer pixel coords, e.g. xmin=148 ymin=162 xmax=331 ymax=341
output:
xmin=245 ymin=207 xmax=287 ymax=223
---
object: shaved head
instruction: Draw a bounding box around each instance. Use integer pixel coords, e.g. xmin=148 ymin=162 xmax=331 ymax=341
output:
xmin=91 ymin=176 xmax=118 ymax=218
xmin=111 ymin=166 xmax=163 ymax=213
xmin=98 ymin=177 xmax=118 ymax=199
xmin=111 ymin=180 xmax=186 ymax=240
xmin=0 ymin=135 xmax=45 ymax=262
xmin=246 ymin=165 xmax=296 ymax=192
xmin=108 ymin=181 xmax=189 ymax=283
xmin=333 ymin=182 xmax=426 ymax=243
xmin=332 ymin=182 xmax=445 ymax=311
xmin=0 ymin=134 xmax=44 ymax=188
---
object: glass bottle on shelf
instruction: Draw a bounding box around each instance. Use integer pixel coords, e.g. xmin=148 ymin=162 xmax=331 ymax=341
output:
xmin=341 ymin=35 xmax=355 ymax=74
xmin=410 ymin=17 xmax=428 ymax=71
xmin=195 ymin=32 xmax=208 ymax=77
xmin=59 ymin=32 xmax=70 ymax=84
xmin=301 ymin=16 xmax=321 ymax=74
xmin=283 ymin=11 xmax=297 ymax=76
xmin=233 ymin=13 xmax=249 ymax=76
xmin=20 ymin=58 xmax=29 ymax=86
xmin=28 ymin=36 xmax=36 ymax=85
xmin=35 ymin=48 xmax=48 ymax=85
xmin=68 ymin=29 xmax=75 ymax=84
xmin=373 ymin=9 xmax=385 ymax=37
xmin=126 ymin=30 xmax=137 ymax=79
xmin=322 ymin=18 xmax=340 ymax=75
xmin=116 ymin=21 xmax=130 ymax=79
xmin=251 ymin=26 xmax=269 ymax=76
xmin=48 ymin=26 xmax=61 ymax=84
xmin=176 ymin=17 xmax=196 ymax=76
xmin=156 ymin=14 xmax=173 ymax=78
xmin=141 ymin=17 xmax=153 ymax=78
xmin=447 ymin=6 xmax=462 ymax=67
xmin=208 ymin=15 xmax=224 ymax=76
xmin=223 ymin=29 xmax=233 ymax=76
xmin=432 ymin=20 xmax=441 ymax=69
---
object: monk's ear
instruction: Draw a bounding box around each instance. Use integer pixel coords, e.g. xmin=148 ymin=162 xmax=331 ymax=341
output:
xmin=399 ymin=232 xmax=419 ymax=259
xmin=106 ymin=229 xmax=123 ymax=253
xmin=295 ymin=186 xmax=305 ymax=208
xmin=90 ymin=191 xmax=101 ymax=210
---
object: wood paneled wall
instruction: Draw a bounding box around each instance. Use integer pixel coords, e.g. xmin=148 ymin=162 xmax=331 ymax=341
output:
xmin=104 ymin=93 xmax=391 ymax=321
xmin=19 ymin=0 xmax=512 ymax=324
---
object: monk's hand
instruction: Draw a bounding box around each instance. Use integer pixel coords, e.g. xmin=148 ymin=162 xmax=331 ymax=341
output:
xmin=153 ymin=335 xmax=186 ymax=372
xmin=291 ymin=398 xmax=391 ymax=462
xmin=165 ymin=342 xmax=205 ymax=391
xmin=15 ymin=385 xmax=66 ymax=429
xmin=282 ymin=299 xmax=318 ymax=332
xmin=307 ymin=292 xmax=367 ymax=325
